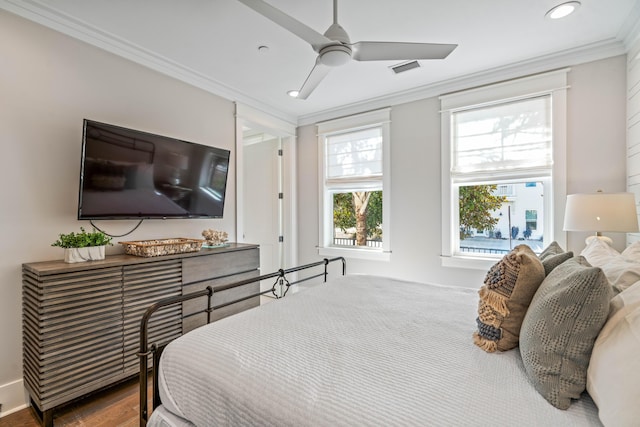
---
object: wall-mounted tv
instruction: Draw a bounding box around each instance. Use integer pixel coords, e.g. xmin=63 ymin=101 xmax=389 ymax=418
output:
xmin=78 ymin=119 xmax=230 ymax=219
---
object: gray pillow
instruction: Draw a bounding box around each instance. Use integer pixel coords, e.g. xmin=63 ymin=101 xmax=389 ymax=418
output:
xmin=538 ymin=241 xmax=565 ymax=260
xmin=541 ymin=251 xmax=573 ymax=276
xmin=519 ymin=256 xmax=612 ymax=409
xmin=538 ymin=241 xmax=573 ymax=276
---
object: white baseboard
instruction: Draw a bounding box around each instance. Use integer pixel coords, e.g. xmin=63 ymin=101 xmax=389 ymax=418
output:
xmin=0 ymin=378 xmax=29 ymax=418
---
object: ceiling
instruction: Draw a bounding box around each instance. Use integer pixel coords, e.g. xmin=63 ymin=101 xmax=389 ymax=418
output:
xmin=2 ymin=0 xmax=639 ymax=124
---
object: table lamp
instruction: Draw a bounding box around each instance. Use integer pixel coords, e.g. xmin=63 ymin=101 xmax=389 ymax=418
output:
xmin=563 ymin=191 xmax=639 ymax=245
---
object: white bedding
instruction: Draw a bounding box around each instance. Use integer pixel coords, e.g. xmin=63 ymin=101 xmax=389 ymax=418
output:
xmin=149 ymin=275 xmax=602 ymax=426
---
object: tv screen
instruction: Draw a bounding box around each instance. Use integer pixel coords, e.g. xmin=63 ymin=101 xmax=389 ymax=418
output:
xmin=78 ymin=119 xmax=230 ymax=219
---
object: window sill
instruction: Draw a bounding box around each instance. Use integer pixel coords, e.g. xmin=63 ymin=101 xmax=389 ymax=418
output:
xmin=440 ymin=255 xmax=498 ymax=271
xmin=318 ymin=246 xmax=390 ymax=262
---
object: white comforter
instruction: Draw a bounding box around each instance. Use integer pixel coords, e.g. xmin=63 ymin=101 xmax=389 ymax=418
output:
xmin=149 ymin=275 xmax=601 ymax=426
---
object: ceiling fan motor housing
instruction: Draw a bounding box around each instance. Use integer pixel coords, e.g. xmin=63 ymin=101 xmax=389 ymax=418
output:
xmin=319 ymin=23 xmax=352 ymax=66
xmin=319 ymin=44 xmax=352 ymax=66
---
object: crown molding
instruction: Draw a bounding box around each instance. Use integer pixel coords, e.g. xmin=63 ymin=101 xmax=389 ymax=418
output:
xmin=0 ymin=0 xmax=299 ymax=125
xmin=1 ymin=0 xmax=633 ymax=127
xmin=619 ymin=0 xmax=640 ymax=48
xmin=297 ymin=38 xmax=627 ymax=126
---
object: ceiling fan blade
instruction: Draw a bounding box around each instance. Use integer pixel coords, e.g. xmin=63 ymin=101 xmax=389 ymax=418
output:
xmin=236 ymin=0 xmax=332 ymax=50
xmin=297 ymin=59 xmax=331 ymax=99
xmin=351 ymin=42 xmax=457 ymax=61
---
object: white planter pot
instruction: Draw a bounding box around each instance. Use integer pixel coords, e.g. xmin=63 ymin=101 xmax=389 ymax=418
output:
xmin=64 ymin=245 xmax=106 ymax=263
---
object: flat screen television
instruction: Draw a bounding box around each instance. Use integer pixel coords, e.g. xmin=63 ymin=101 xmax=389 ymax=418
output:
xmin=78 ymin=119 xmax=230 ymax=219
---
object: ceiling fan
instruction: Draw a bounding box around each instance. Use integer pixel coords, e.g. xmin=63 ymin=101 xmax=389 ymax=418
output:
xmin=237 ymin=0 xmax=457 ymax=99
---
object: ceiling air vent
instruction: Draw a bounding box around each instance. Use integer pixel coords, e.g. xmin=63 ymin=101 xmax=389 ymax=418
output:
xmin=390 ymin=60 xmax=421 ymax=74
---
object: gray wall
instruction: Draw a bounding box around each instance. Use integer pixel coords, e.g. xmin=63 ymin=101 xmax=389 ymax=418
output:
xmin=296 ymin=55 xmax=628 ymax=286
xmin=0 ymin=10 xmax=236 ymax=412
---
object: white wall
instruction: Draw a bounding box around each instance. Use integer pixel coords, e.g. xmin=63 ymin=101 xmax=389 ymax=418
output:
xmin=297 ymin=55 xmax=628 ymax=285
xmin=566 ymin=56 xmax=629 ymax=250
xmin=627 ymin=36 xmax=640 ymax=245
xmin=0 ymin=11 xmax=236 ymax=415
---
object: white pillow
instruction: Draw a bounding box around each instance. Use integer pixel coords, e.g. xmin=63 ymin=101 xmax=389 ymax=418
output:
xmin=581 ymin=239 xmax=640 ymax=292
xmin=617 ymin=279 xmax=640 ymax=309
xmin=587 ymin=282 xmax=640 ymax=427
xmin=601 ymin=259 xmax=640 ymax=292
xmin=580 ymin=238 xmax=620 ymax=267
xmin=622 ymin=240 xmax=640 ymax=259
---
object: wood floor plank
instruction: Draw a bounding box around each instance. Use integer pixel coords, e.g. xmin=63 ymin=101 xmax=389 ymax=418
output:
xmin=0 ymin=377 xmax=148 ymax=427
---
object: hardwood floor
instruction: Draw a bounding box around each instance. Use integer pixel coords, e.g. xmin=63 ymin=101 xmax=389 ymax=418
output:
xmin=0 ymin=377 xmax=148 ymax=427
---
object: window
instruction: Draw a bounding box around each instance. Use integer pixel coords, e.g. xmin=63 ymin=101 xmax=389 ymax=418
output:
xmin=526 ymin=210 xmax=538 ymax=231
xmin=496 ymin=184 xmax=515 ymax=197
xmin=317 ymin=109 xmax=391 ymax=260
xmin=440 ymin=70 xmax=568 ymax=268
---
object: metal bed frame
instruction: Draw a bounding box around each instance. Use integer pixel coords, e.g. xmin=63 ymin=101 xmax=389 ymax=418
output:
xmin=138 ymin=257 xmax=346 ymax=426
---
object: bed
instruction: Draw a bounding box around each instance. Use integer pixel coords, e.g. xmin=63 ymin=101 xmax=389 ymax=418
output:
xmin=140 ymin=258 xmax=626 ymax=426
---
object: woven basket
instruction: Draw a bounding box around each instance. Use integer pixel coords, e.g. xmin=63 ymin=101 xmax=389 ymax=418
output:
xmin=119 ymin=238 xmax=205 ymax=257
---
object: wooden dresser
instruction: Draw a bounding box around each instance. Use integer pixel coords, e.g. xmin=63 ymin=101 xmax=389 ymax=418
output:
xmin=22 ymin=243 xmax=259 ymax=427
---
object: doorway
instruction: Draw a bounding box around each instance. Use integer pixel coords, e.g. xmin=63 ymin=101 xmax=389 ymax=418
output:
xmin=235 ymin=104 xmax=297 ymax=298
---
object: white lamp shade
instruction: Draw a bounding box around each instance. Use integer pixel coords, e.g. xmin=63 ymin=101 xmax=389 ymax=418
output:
xmin=563 ymin=192 xmax=639 ymax=233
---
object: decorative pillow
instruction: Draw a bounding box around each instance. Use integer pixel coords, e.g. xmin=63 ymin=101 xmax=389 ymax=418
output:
xmin=601 ymin=258 xmax=640 ymax=293
xmin=587 ymin=280 xmax=640 ymax=427
xmin=473 ymin=245 xmax=545 ymax=352
xmin=581 ymin=238 xmax=640 ymax=292
xmin=621 ymin=240 xmax=640 ymax=259
xmin=538 ymin=241 xmax=573 ymax=276
xmin=607 ymin=280 xmax=640 ymax=317
xmin=540 ymin=251 xmax=573 ymax=276
xmin=538 ymin=241 xmax=564 ymax=260
xmin=580 ymin=237 xmax=620 ymax=267
xmin=519 ymin=256 xmax=612 ymax=409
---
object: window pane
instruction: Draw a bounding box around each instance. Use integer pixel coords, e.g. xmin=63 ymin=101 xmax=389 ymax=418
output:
xmin=332 ymin=190 xmax=382 ymax=247
xmin=459 ymin=182 xmax=544 ymax=255
xmin=326 ymin=127 xmax=383 ymax=180
xmin=525 ymin=209 xmax=537 ymax=231
xmin=452 ymin=96 xmax=551 ymax=175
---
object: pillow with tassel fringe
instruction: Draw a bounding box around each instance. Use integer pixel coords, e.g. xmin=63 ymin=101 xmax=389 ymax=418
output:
xmin=474 ymin=244 xmax=545 ymax=352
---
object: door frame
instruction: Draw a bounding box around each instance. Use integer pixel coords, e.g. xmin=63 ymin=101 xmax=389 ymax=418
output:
xmin=235 ymin=103 xmax=297 ymax=271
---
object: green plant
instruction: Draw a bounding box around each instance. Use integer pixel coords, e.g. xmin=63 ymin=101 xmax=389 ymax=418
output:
xmin=459 ymin=185 xmax=507 ymax=239
xmin=51 ymin=227 xmax=112 ymax=248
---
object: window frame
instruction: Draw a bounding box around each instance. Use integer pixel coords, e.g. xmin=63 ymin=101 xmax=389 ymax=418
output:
xmin=440 ymin=70 xmax=568 ymax=270
xmin=317 ymin=109 xmax=391 ymax=261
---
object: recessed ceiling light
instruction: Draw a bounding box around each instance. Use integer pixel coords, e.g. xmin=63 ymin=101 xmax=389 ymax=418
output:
xmin=257 ymin=45 xmax=269 ymax=53
xmin=545 ymin=1 xmax=581 ymax=19
xmin=287 ymin=90 xmax=299 ymax=98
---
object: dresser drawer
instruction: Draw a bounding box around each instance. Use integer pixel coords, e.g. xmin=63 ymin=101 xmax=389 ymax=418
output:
xmin=182 ymin=247 xmax=259 ymax=284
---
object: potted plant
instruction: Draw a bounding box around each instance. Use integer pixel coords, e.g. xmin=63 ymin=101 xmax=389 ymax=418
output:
xmin=51 ymin=227 xmax=112 ymax=263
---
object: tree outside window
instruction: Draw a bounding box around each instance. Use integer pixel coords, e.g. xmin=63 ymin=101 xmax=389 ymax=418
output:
xmin=333 ymin=191 xmax=382 ymax=247
xmin=459 ymin=185 xmax=506 ymax=239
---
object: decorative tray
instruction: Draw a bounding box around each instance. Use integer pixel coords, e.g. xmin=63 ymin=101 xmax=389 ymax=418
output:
xmin=119 ymin=238 xmax=205 ymax=257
